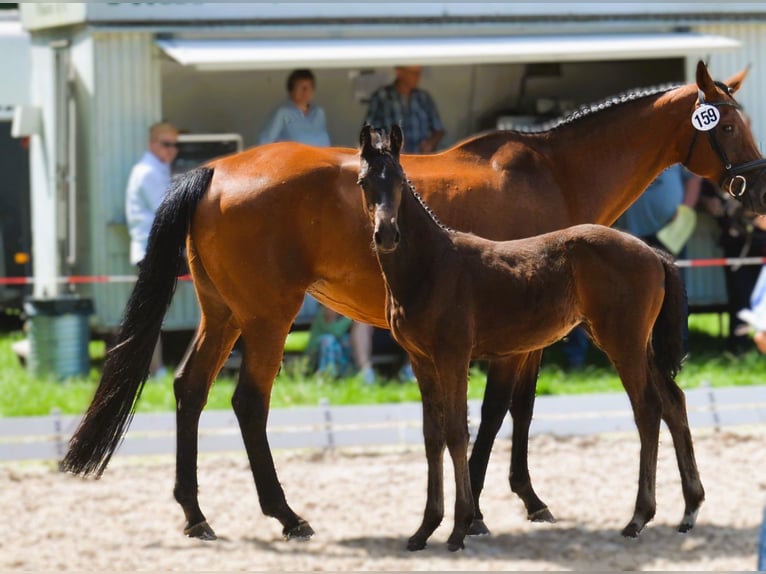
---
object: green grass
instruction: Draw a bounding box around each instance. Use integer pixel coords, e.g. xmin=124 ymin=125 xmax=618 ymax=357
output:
xmin=0 ymin=313 xmax=763 ymax=417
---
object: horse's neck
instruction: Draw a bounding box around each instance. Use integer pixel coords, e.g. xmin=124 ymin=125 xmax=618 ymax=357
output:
xmin=378 ymin=189 xmax=451 ymax=306
xmin=522 ymin=89 xmax=695 ymax=225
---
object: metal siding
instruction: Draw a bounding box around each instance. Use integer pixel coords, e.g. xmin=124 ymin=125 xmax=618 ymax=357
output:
xmin=82 ymin=32 xmax=199 ymax=332
xmin=692 ymin=23 xmax=766 ymax=146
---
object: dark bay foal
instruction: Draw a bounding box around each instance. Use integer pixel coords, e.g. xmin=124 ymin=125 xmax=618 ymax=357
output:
xmin=357 ymin=125 xmax=703 ymax=552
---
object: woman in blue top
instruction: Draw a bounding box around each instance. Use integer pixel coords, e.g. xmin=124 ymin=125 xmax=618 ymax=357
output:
xmin=258 ymin=69 xmax=331 ymax=147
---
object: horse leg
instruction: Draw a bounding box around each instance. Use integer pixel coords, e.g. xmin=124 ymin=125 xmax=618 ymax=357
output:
xmin=613 ymin=358 xmax=662 ymax=538
xmin=506 ymin=351 xmax=554 ymax=523
xmin=654 ymin=372 xmax=705 ymax=532
xmin=407 ymin=357 xmax=446 ymax=551
xmin=173 ymin=311 xmax=240 ymax=540
xmin=442 ymin=364 xmax=475 ymax=552
xmin=467 ymin=359 xmax=513 ymax=536
xmin=233 ymin=318 xmax=314 ymax=540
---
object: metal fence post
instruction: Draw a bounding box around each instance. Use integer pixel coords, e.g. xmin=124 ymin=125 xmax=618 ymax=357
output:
xmin=320 ymin=398 xmax=334 ymax=451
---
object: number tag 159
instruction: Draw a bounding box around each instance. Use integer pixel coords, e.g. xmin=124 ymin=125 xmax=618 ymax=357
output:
xmin=691 ymin=104 xmax=721 ymax=131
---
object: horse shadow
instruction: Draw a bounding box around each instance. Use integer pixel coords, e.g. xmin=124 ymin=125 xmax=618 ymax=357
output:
xmin=333 ymin=523 xmax=759 ymax=568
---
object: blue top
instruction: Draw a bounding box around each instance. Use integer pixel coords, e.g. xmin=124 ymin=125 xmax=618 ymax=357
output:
xmin=258 ymin=100 xmax=331 ymax=147
xmin=615 ymin=164 xmax=692 ymax=237
xmin=364 ymin=84 xmax=444 ymax=154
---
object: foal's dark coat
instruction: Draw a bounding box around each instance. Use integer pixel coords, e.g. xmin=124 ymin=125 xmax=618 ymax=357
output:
xmin=358 ymin=125 xmax=702 ymax=551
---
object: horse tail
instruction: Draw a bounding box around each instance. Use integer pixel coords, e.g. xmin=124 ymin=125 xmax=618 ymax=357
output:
xmin=61 ymin=166 xmax=215 ymax=477
xmin=651 ymin=248 xmax=687 ymax=381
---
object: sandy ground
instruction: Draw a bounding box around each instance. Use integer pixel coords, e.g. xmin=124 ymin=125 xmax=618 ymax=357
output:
xmin=0 ymin=426 xmax=764 ymax=571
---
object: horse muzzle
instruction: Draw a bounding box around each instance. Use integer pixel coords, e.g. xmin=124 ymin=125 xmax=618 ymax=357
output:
xmin=724 ymin=166 xmax=766 ymax=215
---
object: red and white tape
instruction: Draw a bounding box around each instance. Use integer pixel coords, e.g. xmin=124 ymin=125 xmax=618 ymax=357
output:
xmin=1 ymin=258 xmax=766 ymax=286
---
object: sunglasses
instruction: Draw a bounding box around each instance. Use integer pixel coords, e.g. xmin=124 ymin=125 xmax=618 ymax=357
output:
xmin=158 ymin=140 xmax=179 ymax=149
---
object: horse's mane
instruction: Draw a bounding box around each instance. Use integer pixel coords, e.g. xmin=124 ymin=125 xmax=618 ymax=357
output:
xmin=508 ymin=83 xmax=683 ymax=134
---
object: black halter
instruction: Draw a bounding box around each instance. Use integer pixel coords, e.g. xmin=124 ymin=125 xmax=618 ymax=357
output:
xmin=684 ymin=80 xmax=766 ymax=199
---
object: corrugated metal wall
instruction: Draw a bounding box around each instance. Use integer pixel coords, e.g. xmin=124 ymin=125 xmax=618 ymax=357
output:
xmin=76 ymin=31 xmax=199 ymax=333
xmin=691 ymin=23 xmax=766 ymax=146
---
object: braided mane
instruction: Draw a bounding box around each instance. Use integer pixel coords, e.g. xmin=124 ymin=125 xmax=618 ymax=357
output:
xmin=510 ymin=83 xmax=682 ymax=134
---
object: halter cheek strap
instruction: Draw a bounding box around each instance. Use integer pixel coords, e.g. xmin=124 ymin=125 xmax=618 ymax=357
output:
xmin=685 ymin=81 xmax=766 ymax=198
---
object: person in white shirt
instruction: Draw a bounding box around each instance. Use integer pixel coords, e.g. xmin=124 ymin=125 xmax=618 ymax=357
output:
xmin=125 ymin=121 xmax=179 ymax=377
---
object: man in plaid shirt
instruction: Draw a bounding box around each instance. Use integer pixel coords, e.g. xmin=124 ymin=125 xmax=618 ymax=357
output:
xmin=363 ymin=66 xmax=445 ymax=154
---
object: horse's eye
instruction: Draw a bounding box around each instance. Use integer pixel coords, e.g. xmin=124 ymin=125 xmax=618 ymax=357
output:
xmin=722 ymin=124 xmax=735 ymax=134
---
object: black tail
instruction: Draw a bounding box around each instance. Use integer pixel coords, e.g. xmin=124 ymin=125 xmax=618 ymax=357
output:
xmin=61 ymin=167 xmax=215 ymax=476
xmin=651 ymin=248 xmax=687 ymax=381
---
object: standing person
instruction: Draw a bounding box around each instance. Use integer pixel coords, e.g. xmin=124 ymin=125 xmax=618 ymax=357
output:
xmin=125 ymin=121 xmax=179 ymax=378
xmin=699 ymin=179 xmax=766 ymax=353
xmin=258 ymin=68 xmax=330 ymax=329
xmin=258 ymin=68 xmax=331 ymax=147
xmin=363 ymin=65 xmax=445 ymax=153
xmin=354 ymin=66 xmax=446 ymax=382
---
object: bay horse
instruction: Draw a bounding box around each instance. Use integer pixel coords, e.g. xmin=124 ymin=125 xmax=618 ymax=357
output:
xmin=358 ymin=124 xmax=695 ymax=551
xmin=62 ymin=61 xmax=766 ymax=542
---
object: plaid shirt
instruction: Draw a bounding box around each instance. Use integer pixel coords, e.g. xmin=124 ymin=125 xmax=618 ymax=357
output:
xmin=364 ymin=84 xmax=444 ymax=153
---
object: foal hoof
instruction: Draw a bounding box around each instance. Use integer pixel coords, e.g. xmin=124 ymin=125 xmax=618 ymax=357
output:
xmin=621 ymin=521 xmax=644 ymax=538
xmin=406 ymin=537 xmax=427 ymax=552
xmin=678 ymin=509 xmax=699 ymax=533
xmin=184 ymin=520 xmax=217 ymax=541
xmin=528 ymin=507 xmax=556 ymax=523
xmin=467 ymin=517 xmax=491 ymax=536
xmin=283 ymin=519 xmax=315 ymax=541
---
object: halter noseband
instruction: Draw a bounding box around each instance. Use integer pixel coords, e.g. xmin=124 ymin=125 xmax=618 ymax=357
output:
xmin=684 ymin=80 xmax=766 ymax=199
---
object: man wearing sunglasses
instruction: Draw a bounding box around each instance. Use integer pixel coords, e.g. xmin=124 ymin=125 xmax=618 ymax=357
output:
xmin=124 ymin=121 xmax=179 ymax=377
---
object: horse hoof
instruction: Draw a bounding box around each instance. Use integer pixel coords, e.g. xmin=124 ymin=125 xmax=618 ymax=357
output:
xmin=283 ymin=519 xmax=314 ymax=541
xmin=184 ymin=520 xmax=217 ymax=540
xmin=467 ymin=517 xmax=491 ymax=536
xmin=621 ymin=522 xmax=643 ymax=538
xmin=446 ymin=539 xmax=465 ymax=552
xmin=406 ymin=537 xmax=426 ymax=552
xmin=528 ymin=507 xmax=556 ymax=523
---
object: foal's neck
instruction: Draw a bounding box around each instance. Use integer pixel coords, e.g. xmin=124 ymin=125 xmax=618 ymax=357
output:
xmin=377 ymin=185 xmax=453 ymax=305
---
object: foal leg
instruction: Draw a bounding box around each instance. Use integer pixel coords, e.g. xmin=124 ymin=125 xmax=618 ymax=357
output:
xmin=441 ymin=363 xmax=475 ymax=552
xmin=233 ymin=318 xmax=314 ymax=540
xmin=407 ymin=358 xmax=446 ymax=551
xmin=654 ymin=372 xmax=705 ymax=532
xmin=173 ymin=312 xmax=240 ymax=540
xmin=613 ymin=358 xmax=663 ymax=538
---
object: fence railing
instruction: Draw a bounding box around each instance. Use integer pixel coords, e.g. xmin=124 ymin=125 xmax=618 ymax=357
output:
xmin=1 ymin=384 xmax=765 ymax=464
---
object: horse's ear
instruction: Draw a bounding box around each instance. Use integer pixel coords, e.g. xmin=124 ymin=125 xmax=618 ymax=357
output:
xmin=359 ymin=124 xmax=373 ymax=153
xmin=695 ymin=60 xmax=717 ymax=98
xmin=724 ymin=64 xmax=751 ymax=95
xmin=390 ymin=124 xmax=404 ymax=157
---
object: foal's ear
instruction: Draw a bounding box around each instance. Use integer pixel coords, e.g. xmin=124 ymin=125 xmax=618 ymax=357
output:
xmin=359 ymin=124 xmax=373 ymax=153
xmin=390 ymin=124 xmax=404 ymax=157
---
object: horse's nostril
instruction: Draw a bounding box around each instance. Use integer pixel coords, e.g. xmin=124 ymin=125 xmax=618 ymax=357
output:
xmin=394 ymin=230 xmax=401 ymax=244
xmin=373 ymin=231 xmax=382 ymax=246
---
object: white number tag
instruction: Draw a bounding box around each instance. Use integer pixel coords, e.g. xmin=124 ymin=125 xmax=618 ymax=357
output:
xmin=691 ymin=104 xmax=721 ymax=131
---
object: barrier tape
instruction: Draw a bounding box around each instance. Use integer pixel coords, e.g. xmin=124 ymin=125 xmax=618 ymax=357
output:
xmin=0 ymin=257 xmax=765 ymax=286
xmin=0 ymin=274 xmax=192 ymax=286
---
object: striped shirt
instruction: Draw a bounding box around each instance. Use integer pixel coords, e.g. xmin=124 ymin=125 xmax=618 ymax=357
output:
xmin=364 ymin=84 xmax=444 ymax=153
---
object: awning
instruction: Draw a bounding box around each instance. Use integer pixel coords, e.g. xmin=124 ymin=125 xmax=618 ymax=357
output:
xmin=156 ymin=32 xmax=741 ymax=71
